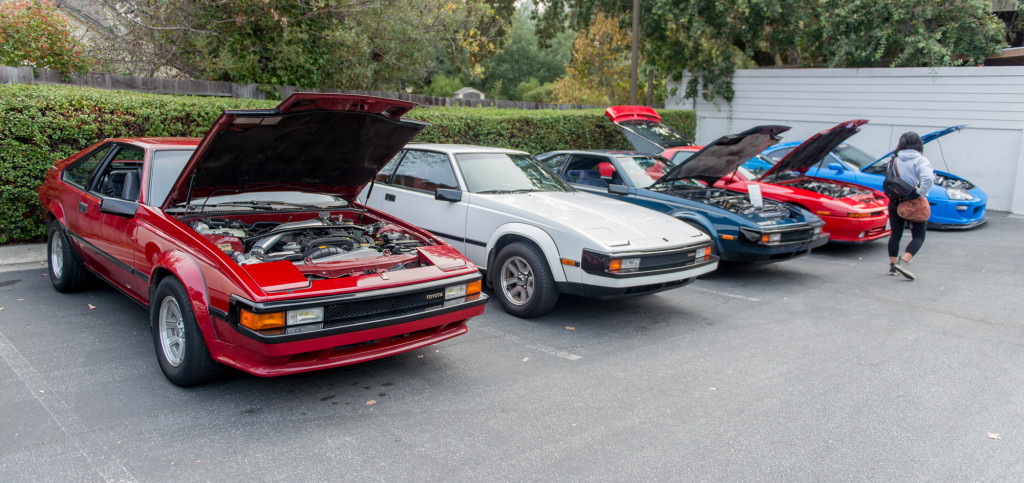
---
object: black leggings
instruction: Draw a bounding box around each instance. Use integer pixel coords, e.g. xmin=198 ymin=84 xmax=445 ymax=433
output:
xmin=888 ymin=199 xmax=926 ymax=257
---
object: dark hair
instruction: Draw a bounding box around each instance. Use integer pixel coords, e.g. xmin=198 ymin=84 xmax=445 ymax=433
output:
xmin=897 ymin=131 xmax=924 ymax=153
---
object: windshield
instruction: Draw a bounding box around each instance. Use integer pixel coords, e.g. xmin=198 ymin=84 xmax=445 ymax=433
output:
xmin=744 ymin=154 xmax=777 ymax=177
xmin=617 ymin=155 xmax=676 ymax=187
xmin=832 ymin=143 xmax=875 ymax=169
xmin=148 ymin=149 xmax=194 ymax=206
xmin=620 ymin=120 xmax=693 ymax=149
xmin=457 ymin=153 xmax=573 ymax=193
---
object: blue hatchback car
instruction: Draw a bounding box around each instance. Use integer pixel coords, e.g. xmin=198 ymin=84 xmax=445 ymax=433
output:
xmin=751 ymin=125 xmax=987 ymax=229
xmin=538 ymin=125 xmax=828 ymax=263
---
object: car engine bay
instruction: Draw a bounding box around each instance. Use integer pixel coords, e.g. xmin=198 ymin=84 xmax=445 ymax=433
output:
xmin=670 ymin=188 xmax=793 ymax=219
xmin=184 ymin=211 xmax=433 ymax=278
xmin=781 ymin=178 xmax=877 ymax=200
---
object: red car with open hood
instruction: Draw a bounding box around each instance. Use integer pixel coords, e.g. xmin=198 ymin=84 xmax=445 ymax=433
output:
xmin=714 ymin=120 xmax=891 ymax=243
xmin=38 ymin=93 xmax=487 ymax=386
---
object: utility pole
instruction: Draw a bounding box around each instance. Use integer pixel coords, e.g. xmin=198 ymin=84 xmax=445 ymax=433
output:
xmin=630 ymin=0 xmax=639 ymax=105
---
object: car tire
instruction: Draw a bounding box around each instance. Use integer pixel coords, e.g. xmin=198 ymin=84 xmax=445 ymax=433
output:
xmin=151 ymin=277 xmax=224 ymax=387
xmin=47 ymin=222 xmax=90 ymax=292
xmin=491 ymin=242 xmax=559 ymax=318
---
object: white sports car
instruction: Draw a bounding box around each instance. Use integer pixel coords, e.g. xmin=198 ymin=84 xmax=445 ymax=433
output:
xmin=360 ymin=144 xmax=719 ymax=317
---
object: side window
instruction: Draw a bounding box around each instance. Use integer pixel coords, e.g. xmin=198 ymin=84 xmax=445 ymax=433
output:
xmin=564 ymin=156 xmax=611 ymax=188
xmin=376 ymin=151 xmax=405 ymax=183
xmin=111 ymin=145 xmax=144 ymax=161
xmin=63 ymin=144 xmax=114 ymax=188
xmin=391 ymin=151 xmax=458 ymax=193
xmin=91 ymin=145 xmax=145 ymax=201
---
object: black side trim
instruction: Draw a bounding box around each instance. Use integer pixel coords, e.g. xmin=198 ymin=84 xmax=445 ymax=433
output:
xmin=209 ymin=306 xmax=229 ymax=321
xmin=66 ymin=229 xmax=149 ymax=281
xmin=428 ymin=230 xmax=487 ymax=248
xmin=232 ymin=294 xmax=488 ymax=344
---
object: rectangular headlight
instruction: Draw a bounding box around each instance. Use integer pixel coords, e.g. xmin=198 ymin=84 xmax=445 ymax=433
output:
xmin=286 ymin=307 xmax=324 ymax=326
xmin=445 ymin=284 xmax=468 ymax=300
xmin=760 ymin=233 xmax=781 ymax=244
xmin=620 ymin=258 xmax=640 ymax=273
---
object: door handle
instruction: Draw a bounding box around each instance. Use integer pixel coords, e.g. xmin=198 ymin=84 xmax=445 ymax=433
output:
xmin=78 ymin=202 xmax=88 ymax=213
xmin=384 ymin=194 xmax=396 ymax=202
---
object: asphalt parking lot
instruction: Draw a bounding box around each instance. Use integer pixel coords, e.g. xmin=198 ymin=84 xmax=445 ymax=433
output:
xmin=2 ymin=213 xmax=1022 ymax=481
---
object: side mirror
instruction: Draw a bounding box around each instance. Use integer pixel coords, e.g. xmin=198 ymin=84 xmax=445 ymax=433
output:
xmin=99 ymin=197 xmax=139 ymax=217
xmin=435 ymin=188 xmax=463 ymax=202
xmin=608 ymin=184 xmax=629 ymax=195
xmin=827 ymin=162 xmax=845 ymax=173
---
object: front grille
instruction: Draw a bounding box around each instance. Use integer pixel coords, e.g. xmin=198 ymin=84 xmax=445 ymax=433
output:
xmin=779 ymin=228 xmax=816 ymax=243
xmin=322 ymin=289 xmax=446 ymax=330
xmin=638 ymin=250 xmax=697 ymax=271
xmin=866 ymin=226 xmax=887 ymax=237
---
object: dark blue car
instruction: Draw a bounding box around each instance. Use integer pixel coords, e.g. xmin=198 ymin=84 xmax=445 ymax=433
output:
xmin=538 ymin=126 xmax=828 ymax=263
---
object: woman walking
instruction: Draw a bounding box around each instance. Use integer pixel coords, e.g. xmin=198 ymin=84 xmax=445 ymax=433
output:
xmin=888 ymin=132 xmax=934 ymax=280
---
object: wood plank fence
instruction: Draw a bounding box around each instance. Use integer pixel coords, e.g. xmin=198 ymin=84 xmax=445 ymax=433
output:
xmin=0 ymin=66 xmax=595 ymax=110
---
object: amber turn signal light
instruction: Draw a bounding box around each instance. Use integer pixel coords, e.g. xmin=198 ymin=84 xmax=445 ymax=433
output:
xmin=240 ymin=309 xmax=286 ymax=331
xmin=467 ymin=279 xmax=482 ymax=295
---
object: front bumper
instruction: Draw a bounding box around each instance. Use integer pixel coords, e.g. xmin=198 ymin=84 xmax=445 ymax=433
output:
xmin=211 ymin=274 xmax=487 ymax=377
xmin=720 ymin=231 xmax=829 ymax=264
xmin=563 ymin=256 xmax=719 ymax=299
xmin=927 ymin=189 xmax=987 ymax=229
xmin=821 ymin=213 xmax=890 ymax=243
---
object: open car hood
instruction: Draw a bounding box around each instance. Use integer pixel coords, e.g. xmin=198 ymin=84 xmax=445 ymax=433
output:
xmin=162 ymin=93 xmax=427 ymax=210
xmin=605 ymin=105 xmax=693 ymax=154
xmin=865 ymin=124 xmax=966 ymax=169
xmin=654 ymin=125 xmax=790 ymax=186
xmin=758 ymin=120 xmax=867 ymax=181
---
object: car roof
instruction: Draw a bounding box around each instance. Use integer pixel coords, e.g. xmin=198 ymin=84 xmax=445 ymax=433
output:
xmin=406 ymin=143 xmax=528 ymax=156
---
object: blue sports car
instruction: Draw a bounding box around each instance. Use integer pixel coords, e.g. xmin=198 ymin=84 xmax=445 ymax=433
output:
xmin=749 ymin=125 xmax=987 ymax=229
xmin=538 ymin=125 xmax=828 ymax=263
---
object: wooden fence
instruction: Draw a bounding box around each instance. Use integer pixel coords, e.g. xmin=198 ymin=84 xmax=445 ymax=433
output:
xmin=0 ymin=66 xmax=595 ymax=110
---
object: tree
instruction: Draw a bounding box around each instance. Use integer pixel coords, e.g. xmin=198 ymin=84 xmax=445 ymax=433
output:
xmin=422 ymin=73 xmax=465 ymax=97
xmin=484 ymin=8 xmax=573 ymax=100
xmin=535 ymin=0 xmax=1009 ymax=102
xmin=90 ymin=0 xmax=513 ymax=89
xmin=553 ymin=11 xmax=631 ymax=105
xmin=0 ymin=0 xmax=90 ymax=74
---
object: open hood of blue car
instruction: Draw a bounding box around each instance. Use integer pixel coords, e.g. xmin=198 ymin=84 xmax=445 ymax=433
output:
xmin=864 ymin=124 xmax=966 ymax=170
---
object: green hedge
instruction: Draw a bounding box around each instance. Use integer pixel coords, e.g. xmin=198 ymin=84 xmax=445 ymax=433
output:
xmin=0 ymin=84 xmax=695 ymax=244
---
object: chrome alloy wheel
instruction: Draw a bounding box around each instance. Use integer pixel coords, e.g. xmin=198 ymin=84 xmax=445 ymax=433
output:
xmin=500 ymin=256 xmax=535 ymax=306
xmin=158 ymin=296 xmax=186 ymax=367
xmin=50 ymin=234 xmax=64 ymax=278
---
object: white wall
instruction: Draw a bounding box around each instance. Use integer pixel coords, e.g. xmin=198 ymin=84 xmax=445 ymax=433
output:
xmin=667 ymin=67 xmax=1024 ymax=214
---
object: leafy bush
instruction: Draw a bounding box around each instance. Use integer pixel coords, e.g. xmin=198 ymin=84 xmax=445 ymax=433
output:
xmin=0 ymin=84 xmax=694 ymax=244
xmin=0 ymin=0 xmax=90 ymax=74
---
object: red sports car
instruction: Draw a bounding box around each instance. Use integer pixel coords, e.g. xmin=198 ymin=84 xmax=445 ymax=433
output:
xmin=38 ymin=93 xmax=487 ymax=386
xmin=713 ymin=120 xmax=891 ymax=243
